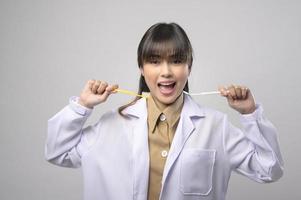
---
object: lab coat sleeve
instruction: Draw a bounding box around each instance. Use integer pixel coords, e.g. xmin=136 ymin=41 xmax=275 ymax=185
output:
xmin=223 ymin=104 xmax=284 ymax=183
xmin=45 ymin=96 xmax=97 ymax=168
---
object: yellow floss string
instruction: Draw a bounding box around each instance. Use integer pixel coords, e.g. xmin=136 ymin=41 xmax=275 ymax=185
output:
xmin=114 ymin=89 xmax=149 ymax=98
xmin=114 ymin=89 xmax=221 ymax=98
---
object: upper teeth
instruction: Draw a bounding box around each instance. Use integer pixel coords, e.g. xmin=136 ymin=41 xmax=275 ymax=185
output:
xmin=160 ymin=83 xmax=173 ymax=86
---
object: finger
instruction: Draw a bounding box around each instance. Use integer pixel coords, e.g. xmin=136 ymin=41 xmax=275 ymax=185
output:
xmin=228 ymin=85 xmax=237 ymax=100
xmin=218 ymin=85 xmax=228 ymax=97
xmin=100 ymin=90 xmax=111 ymax=102
xmin=106 ymin=84 xmax=119 ymax=94
xmin=85 ymin=79 xmax=95 ymax=91
xmin=97 ymin=81 xmax=108 ymax=94
xmin=92 ymin=80 xmax=101 ymax=94
xmin=226 ymin=91 xmax=235 ymax=104
xmin=241 ymin=86 xmax=248 ymax=99
xmin=234 ymin=85 xmax=242 ymax=99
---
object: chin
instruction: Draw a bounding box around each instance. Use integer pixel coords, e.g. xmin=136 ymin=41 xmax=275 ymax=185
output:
xmin=158 ymin=98 xmax=175 ymax=105
xmin=156 ymin=92 xmax=180 ymax=105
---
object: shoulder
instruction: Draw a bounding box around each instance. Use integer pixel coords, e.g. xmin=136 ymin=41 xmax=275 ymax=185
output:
xmin=200 ymin=105 xmax=227 ymax=126
xmin=98 ymin=108 xmax=123 ymax=123
xmin=203 ymin=106 xmax=225 ymax=118
xmin=97 ymin=106 xmax=138 ymax=126
xmin=184 ymin=94 xmax=226 ymax=120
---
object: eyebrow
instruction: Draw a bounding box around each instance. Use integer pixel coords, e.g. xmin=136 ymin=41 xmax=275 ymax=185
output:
xmin=168 ymin=53 xmax=186 ymax=60
xmin=146 ymin=52 xmax=186 ymax=61
xmin=148 ymin=54 xmax=161 ymax=58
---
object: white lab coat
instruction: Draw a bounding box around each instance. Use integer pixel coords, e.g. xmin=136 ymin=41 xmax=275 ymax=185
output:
xmin=45 ymin=94 xmax=283 ymax=200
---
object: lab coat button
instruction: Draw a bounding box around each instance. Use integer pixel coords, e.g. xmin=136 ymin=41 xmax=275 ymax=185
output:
xmin=161 ymin=150 xmax=168 ymax=158
xmin=160 ymin=114 xmax=166 ymax=121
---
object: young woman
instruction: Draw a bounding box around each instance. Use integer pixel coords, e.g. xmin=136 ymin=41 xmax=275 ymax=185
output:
xmin=46 ymin=22 xmax=283 ymax=200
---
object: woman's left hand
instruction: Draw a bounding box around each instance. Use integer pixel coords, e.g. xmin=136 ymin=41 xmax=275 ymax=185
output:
xmin=218 ymin=85 xmax=256 ymax=114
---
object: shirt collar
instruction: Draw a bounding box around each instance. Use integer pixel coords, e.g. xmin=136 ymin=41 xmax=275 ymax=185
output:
xmin=147 ymin=93 xmax=184 ymax=133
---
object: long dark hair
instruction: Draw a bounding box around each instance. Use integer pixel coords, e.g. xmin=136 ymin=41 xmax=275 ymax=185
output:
xmin=118 ymin=22 xmax=193 ymax=117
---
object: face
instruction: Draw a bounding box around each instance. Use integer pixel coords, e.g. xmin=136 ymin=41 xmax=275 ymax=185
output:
xmin=140 ymin=57 xmax=190 ymax=106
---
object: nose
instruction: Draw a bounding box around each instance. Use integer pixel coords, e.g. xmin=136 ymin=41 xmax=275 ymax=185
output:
xmin=160 ymin=61 xmax=172 ymax=78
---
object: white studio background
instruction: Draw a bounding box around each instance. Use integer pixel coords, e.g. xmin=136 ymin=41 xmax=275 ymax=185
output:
xmin=0 ymin=0 xmax=300 ymax=199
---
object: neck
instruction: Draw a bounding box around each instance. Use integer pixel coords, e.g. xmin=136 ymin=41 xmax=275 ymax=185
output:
xmin=151 ymin=93 xmax=182 ymax=111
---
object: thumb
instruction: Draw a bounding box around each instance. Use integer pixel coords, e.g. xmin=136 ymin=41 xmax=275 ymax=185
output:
xmin=218 ymin=85 xmax=228 ymax=97
xmin=99 ymin=90 xmax=111 ymax=102
xmin=226 ymin=92 xmax=235 ymax=104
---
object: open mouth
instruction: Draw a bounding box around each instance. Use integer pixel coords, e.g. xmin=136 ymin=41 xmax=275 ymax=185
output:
xmin=158 ymin=82 xmax=176 ymax=88
xmin=157 ymin=82 xmax=176 ymax=95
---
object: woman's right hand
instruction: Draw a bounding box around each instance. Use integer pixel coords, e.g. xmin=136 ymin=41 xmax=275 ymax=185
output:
xmin=78 ymin=80 xmax=118 ymax=109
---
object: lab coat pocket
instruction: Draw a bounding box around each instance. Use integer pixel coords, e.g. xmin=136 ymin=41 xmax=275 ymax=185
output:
xmin=179 ymin=149 xmax=216 ymax=196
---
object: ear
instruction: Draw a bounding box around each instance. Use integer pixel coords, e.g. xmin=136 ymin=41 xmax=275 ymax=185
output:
xmin=140 ymin=67 xmax=144 ymax=76
xmin=188 ymin=66 xmax=191 ymax=76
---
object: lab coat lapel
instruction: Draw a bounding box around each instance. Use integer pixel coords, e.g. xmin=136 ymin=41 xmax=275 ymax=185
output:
xmin=123 ymin=98 xmax=149 ymax=199
xmin=161 ymin=95 xmax=205 ymax=188
xmin=123 ymin=95 xmax=205 ymax=199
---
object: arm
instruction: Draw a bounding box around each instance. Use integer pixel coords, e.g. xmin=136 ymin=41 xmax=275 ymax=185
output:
xmin=45 ymin=80 xmax=118 ymax=168
xmin=223 ymin=104 xmax=284 ymax=182
xmin=219 ymin=85 xmax=283 ymax=182
xmin=45 ymin=97 xmax=94 ymax=168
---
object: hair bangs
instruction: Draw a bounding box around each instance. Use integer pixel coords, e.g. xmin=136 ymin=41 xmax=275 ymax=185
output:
xmin=142 ymin=34 xmax=190 ymax=64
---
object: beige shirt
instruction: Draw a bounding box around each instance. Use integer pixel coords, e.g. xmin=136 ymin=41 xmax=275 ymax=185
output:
xmin=147 ymin=93 xmax=184 ymax=200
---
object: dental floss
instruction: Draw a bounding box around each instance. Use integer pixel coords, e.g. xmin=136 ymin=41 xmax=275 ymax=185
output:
xmin=115 ymin=88 xmax=220 ymax=98
xmin=114 ymin=89 xmax=149 ymax=98
xmin=183 ymin=91 xmax=221 ymax=96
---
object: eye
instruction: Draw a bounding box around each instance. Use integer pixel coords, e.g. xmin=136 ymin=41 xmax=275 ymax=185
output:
xmin=172 ymin=59 xmax=183 ymax=64
xmin=149 ymin=59 xmax=160 ymax=64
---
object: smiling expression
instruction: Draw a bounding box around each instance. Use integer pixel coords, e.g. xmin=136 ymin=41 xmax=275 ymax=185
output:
xmin=136 ymin=23 xmax=193 ymax=108
xmin=140 ymin=55 xmax=190 ymax=108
